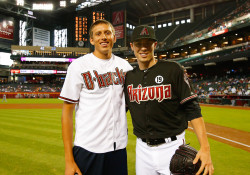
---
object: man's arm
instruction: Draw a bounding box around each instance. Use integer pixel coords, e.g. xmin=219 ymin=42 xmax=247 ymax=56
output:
xmin=190 ymin=117 xmax=214 ymax=175
xmin=61 ymin=101 xmax=82 ymax=175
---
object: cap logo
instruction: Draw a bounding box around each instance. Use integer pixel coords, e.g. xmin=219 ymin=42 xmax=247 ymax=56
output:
xmin=140 ymin=27 xmax=149 ymax=36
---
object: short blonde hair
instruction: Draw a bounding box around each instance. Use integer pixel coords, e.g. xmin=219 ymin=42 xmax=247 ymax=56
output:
xmin=89 ymin=19 xmax=115 ymax=39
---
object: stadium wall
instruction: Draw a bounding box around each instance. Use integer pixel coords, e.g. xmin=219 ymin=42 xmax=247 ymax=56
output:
xmin=0 ymin=92 xmax=60 ymax=98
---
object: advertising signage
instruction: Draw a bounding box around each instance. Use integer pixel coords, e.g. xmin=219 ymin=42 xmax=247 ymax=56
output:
xmin=0 ymin=16 xmax=14 ymax=40
xmin=11 ymin=69 xmax=67 ymax=74
xmin=21 ymin=57 xmax=76 ymax=62
xmin=114 ymin=25 xmax=124 ymax=39
xmin=112 ymin=10 xmax=124 ymax=25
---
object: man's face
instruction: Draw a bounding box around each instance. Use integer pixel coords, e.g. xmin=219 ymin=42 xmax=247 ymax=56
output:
xmin=130 ymin=38 xmax=157 ymax=64
xmin=90 ymin=23 xmax=116 ymax=58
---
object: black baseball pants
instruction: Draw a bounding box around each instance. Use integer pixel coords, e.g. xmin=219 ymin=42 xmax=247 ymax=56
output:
xmin=73 ymin=146 xmax=128 ymax=175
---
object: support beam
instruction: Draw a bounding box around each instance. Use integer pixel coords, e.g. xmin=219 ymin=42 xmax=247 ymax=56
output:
xmin=145 ymin=0 xmax=231 ymax=18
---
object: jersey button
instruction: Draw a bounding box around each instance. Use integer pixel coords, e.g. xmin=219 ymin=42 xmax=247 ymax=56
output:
xmin=144 ymin=76 xmax=147 ymax=79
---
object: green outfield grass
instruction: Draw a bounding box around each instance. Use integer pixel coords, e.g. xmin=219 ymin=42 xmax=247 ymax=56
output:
xmin=0 ymin=98 xmax=63 ymax=104
xmin=0 ymin=99 xmax=249 ymax=174
xmin=200 ymin=106 xmax=250 ymax=132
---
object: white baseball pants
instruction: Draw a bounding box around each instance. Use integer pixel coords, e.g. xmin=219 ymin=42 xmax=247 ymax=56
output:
xmin=136 ymin=132 xmax=185 ymax=175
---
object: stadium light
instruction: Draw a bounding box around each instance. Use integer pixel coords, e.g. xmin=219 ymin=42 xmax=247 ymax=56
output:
xmin=32 ymin=3 xmax=53 ymax=10
xmin=76 ymin=0 xmax=110 ymax=10
xmin=60 ymin=1 xmax=66 ymax=7
xmin=16 ymin=0 xmax=24 ymax=6
xmin=204 ymin=62 xmax=216 ymax=66
xmin=184 ymin=66 xmax=192 ymax=69
xmin=70 ymin=0 xmax=77 ymax=3
xmin=233 ymin=57 xmax=248 ymax=62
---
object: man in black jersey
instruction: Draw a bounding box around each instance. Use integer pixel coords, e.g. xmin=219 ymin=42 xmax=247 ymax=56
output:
xmin=124 ymin=25 xmax=214 ymax=175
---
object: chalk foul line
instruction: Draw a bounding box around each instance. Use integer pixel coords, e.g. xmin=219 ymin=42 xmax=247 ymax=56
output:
xmin=188 ymin=127 xmax=250 ymax=148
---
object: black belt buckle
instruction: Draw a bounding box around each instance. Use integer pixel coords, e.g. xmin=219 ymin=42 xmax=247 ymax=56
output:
xmin=170 ymin=136 xmax=177 ymax=141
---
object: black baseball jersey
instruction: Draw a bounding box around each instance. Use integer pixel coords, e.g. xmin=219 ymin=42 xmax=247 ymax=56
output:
xmin=124 ymin=60 xmax=201 ymax=139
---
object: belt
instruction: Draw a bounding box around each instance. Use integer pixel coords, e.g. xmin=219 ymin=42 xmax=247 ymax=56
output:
xmin=141 ymin=136 xmax=177 ymax=147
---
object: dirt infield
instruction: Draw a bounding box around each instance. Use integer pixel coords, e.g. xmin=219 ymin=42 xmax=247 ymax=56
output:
xmin=188 ymin=123 xmax=250 ymax=152
xmin=1 ymin=103 xmax=249 ymax=152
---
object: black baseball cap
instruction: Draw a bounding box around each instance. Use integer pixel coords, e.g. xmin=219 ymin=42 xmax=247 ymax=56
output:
xmin=131 ymin=25 xmax=157 ymax=42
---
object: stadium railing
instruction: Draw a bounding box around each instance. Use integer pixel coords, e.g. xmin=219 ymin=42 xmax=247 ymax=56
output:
xmin=198 ymin=95 xmax=250 ymax=107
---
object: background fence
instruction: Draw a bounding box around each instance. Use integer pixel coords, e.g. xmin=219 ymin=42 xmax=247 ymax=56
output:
xmin=1 ymin=92 xmax=249 ymax=106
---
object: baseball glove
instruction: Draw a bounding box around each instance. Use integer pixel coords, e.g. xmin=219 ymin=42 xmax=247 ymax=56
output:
xmin=170 ymin=144 xmax=202 ymax=175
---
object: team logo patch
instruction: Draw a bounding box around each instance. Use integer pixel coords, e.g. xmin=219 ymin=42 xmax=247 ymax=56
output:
xmin=140 ymin=27 xmax=149 ymax=36
xmin=155 ymin=75 xmax=164 ymax=84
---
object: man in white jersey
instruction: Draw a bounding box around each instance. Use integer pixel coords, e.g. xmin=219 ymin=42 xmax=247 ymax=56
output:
xmin=59 ymin=19 xmax=132 ymax=175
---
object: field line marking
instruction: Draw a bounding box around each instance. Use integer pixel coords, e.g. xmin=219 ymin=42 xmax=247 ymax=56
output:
xmin=188 ymin=127 xmax=250 ymax=148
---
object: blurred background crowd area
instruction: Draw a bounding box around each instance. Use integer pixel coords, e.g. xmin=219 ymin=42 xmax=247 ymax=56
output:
xmin=0 ymin=0 xmax=249 ymax=105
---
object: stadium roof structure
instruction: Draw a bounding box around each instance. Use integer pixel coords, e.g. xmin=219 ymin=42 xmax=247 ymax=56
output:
xmin=118 ymin=0 xmax=231 ymax=17
xmin=0 ymin=0 xmax=231 ymax=20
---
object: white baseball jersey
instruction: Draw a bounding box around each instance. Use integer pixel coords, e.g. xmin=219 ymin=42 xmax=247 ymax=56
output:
xmin=59 ymin=53 xmax=133 ymax=153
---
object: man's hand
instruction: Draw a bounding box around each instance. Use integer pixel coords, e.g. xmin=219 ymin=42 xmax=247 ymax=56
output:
xmin=65 ymin=160 xmax=82 ymax=175
xmin=190 ymin=117 xmax=214 ymax=175
xmin=193 ymin=147 xmax=214 ymax=175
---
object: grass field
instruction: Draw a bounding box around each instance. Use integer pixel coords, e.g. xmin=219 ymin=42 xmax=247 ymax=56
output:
xmin=200 ymin=106 xmax=250 ymax=132
xmin=0 ymin=99 xmax=249 ymax=174
xmin=1 ymin=98 xmax=63 ymax=104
